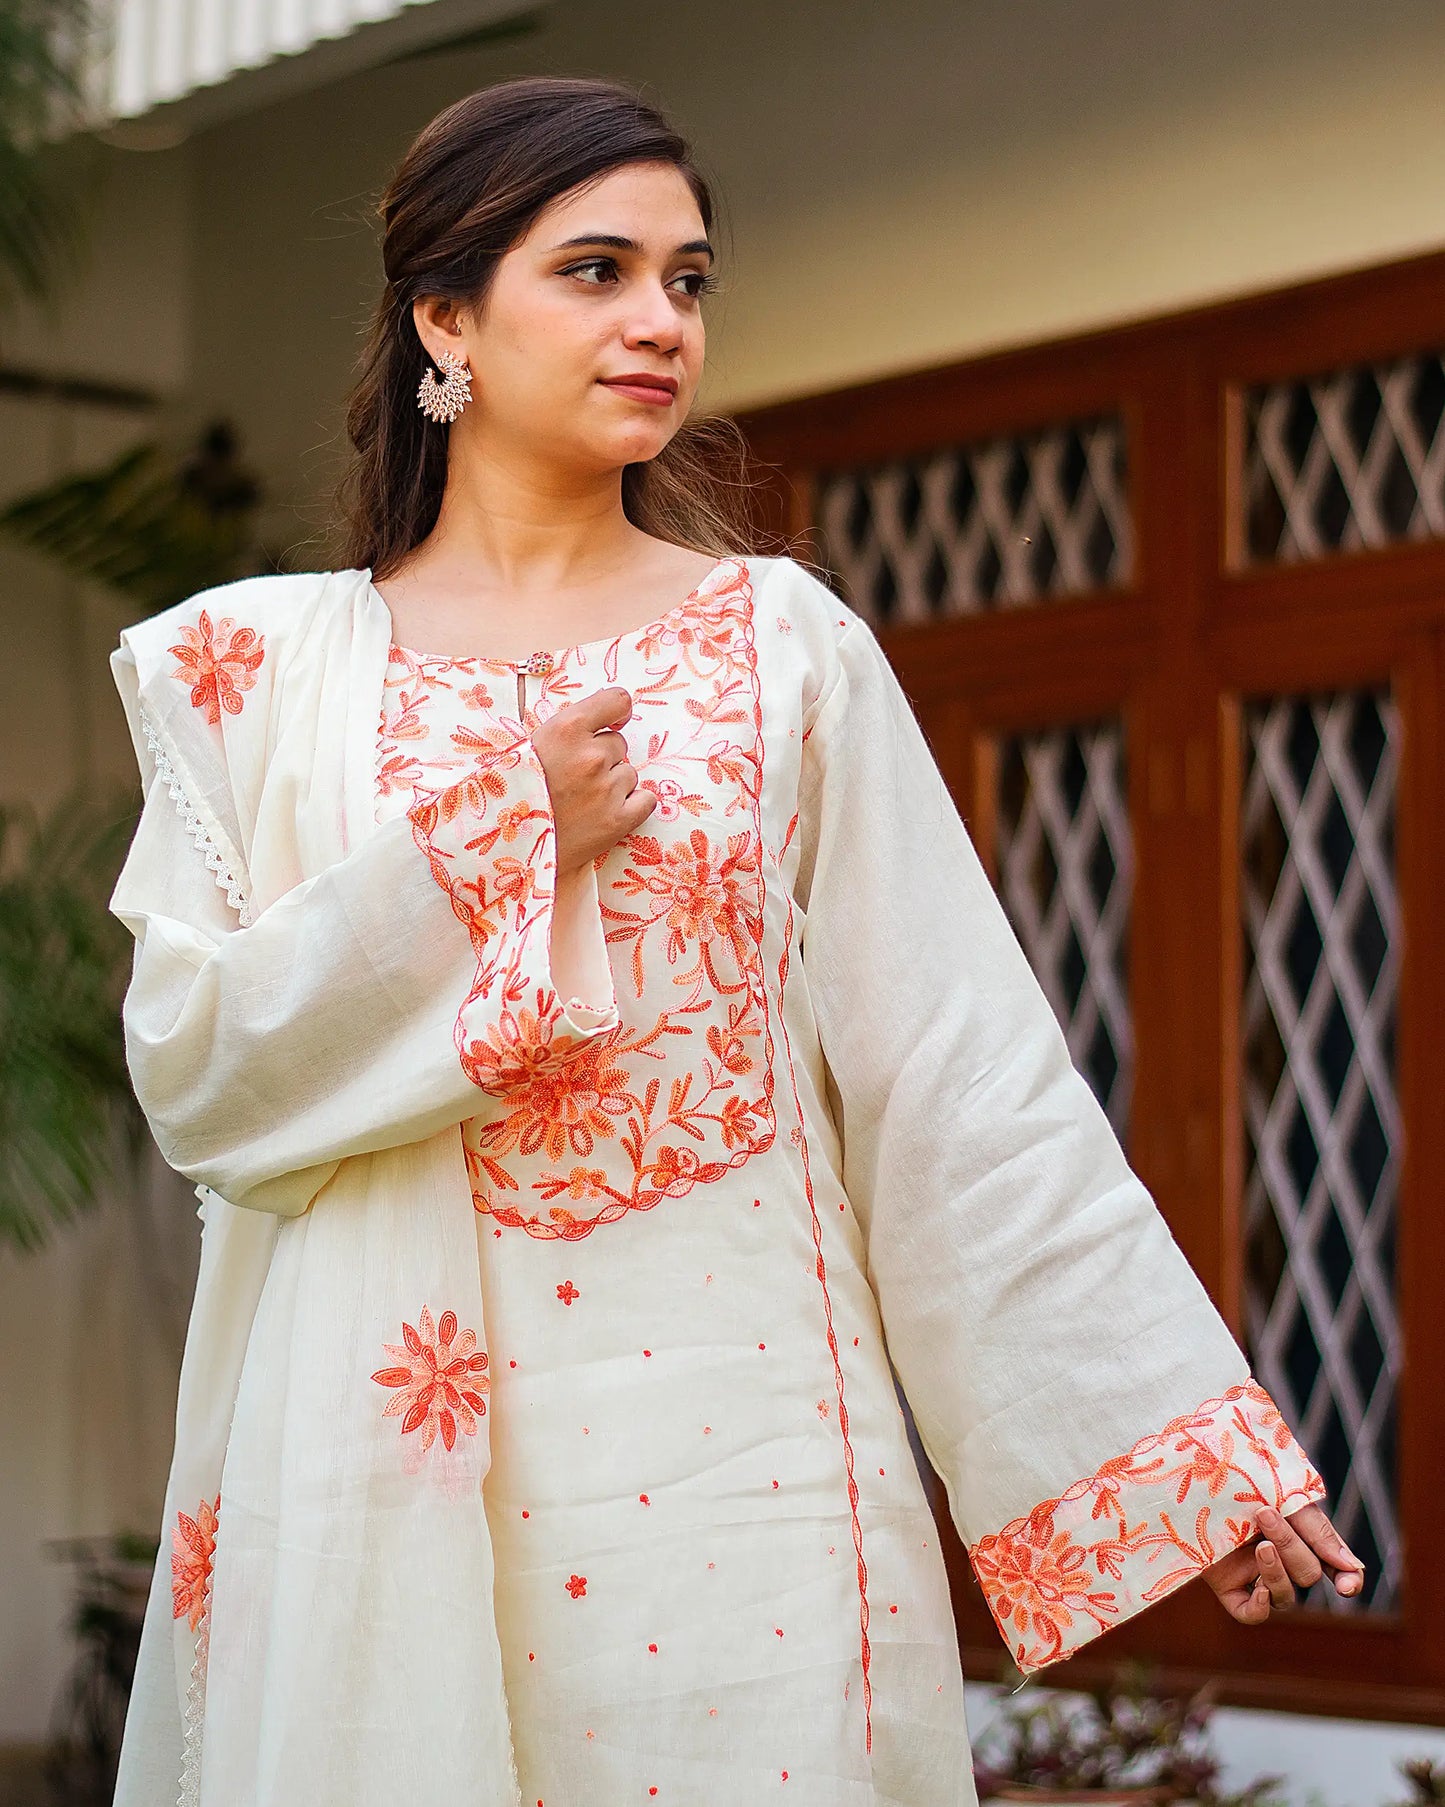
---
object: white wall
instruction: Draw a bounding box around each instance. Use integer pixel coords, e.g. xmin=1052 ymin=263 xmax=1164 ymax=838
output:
xmin=4 ymin=0 xmax=1445 ymax=1767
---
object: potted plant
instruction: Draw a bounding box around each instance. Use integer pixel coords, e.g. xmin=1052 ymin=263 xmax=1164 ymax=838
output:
xmin=971 ymin=1662 xmax=1287 ymax=1807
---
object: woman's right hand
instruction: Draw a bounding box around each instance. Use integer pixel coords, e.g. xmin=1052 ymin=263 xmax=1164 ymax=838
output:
xmin=529 ymin=686 xmax=657 ymax=879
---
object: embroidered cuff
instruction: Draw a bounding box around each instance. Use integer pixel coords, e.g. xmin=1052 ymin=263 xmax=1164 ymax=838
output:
xmin=406 ymin=731 xmax=620 ymax=1091
xmin=967 ymin=1378 xmax=1326 ymax=1673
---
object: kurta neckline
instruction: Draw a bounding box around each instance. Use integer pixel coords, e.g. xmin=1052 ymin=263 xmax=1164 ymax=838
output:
xmin=361 ymin=552 xmax=743 ymax=670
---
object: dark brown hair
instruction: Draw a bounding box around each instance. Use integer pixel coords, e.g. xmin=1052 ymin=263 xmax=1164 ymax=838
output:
xmin=335 ymin=76 xmax=764 ymax=579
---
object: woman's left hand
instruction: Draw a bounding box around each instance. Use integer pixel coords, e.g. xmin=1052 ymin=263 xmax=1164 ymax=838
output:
xmin=1204 ymin=1503 xmax=1368 ymax=1623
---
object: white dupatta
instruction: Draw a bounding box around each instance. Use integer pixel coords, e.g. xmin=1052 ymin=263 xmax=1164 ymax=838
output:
xmin=109 ymin=570 xmax=526 ymax=1807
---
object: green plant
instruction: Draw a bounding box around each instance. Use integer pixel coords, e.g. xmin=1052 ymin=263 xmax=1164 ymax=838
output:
xmin=0 ymin=418 xmax=265 ymax=610
xmin=0 ymin=0 xmax=97 ymax=311
xmin=971 ymin=1662 xmax=1287 ymax=1807
xmin=0 ymin=782 xmax=145 ymax=1250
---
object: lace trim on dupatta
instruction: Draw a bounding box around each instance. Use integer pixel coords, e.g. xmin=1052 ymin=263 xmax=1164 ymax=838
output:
xmin=177 ymin=1591 xmax=212 ymax=1807
xmin=139 ymin=703 xmax=255 ymax=927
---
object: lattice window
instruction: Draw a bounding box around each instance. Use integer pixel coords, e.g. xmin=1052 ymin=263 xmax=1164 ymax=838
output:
xmin=1241 ymin=690 xmax=1401 ymax=1611
xmin=815 ymin=416 xmax=1132 ymax=626
xmin=1242 ymin=351 xmax=1445 ymax=563
xmin=995 ymin=722 xmax=1133 ymax=1137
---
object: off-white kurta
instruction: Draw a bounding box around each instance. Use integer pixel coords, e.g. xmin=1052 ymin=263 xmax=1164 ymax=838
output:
xmin=107 ymin=553 xmax=1323 ymax=1807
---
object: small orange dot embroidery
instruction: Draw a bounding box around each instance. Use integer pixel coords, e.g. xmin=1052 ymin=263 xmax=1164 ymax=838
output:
xmin=703 ymin=1425 xmax=712 ymax=1434
xmin=639 ymin=1493 xmax=650 ymax=1505
xmin=521 ymin=1509 xmax=529 ymax=1519
xmin=774 ymin=1626 xmax=784 ymax=1637
xmin=707 ymin=1561 xmax=715 ymax=1569
xmin=510 ymin=1359 xmax=518 ymax=1368
xmin=643 ymin=1349 xmax=652 ymax=1358
xmin=648 ymin=1642 xmax=658 ymax=1653
xmin=709 ymin=1707 xmax=717 ymax=1717
xmin=758 ymin=1342 xmax=766 ymax=1351
xmin=528 ymin=1652 xmax=535 ymax=1662
xmin=771 ymin=1479 xmax=779 ymax=1490
xmin=889 ymin=1604 xmax=898 ymax=1614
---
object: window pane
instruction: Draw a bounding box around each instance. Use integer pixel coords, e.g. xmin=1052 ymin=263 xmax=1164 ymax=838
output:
xmin=815 ymin=416 xmax=1131 ymax=626
xmin=995 ymin=720 xmax=1133 ymax=1139
xmin=1240 ymin=689 xmax=1401 ymax=1610
xmin=1242 ymin=352 xmax=1445 ymax=564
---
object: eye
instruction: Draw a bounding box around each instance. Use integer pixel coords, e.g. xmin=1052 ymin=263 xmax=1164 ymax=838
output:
xmin=563 ymin=257 xmax=619 ymax=285
xmin=561 ymin=258 xmax=719 ymax=300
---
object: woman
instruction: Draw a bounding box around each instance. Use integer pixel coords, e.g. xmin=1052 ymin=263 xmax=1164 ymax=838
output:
xmin=108 ymin=75 xmax=1363 ymax=1807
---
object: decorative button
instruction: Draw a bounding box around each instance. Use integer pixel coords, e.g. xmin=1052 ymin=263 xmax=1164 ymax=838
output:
xmin=520 ymin=649 xmax=555 ymax=676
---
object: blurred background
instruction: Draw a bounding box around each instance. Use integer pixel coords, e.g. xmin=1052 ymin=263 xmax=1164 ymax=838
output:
xmin=2 ymin=1 xmax=1445 ymax=1802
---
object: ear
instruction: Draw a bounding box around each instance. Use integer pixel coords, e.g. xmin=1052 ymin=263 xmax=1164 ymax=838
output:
xmin=412 ymin=295 xmax=469 ymax=366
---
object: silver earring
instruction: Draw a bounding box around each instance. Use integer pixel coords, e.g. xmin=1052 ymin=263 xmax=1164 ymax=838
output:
xmin=417 ymin=347 xmax=472 ymax=423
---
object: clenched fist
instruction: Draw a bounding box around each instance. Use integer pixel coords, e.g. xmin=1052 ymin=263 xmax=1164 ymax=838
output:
xmin=530 ymin=685 xmax=658 ymax=880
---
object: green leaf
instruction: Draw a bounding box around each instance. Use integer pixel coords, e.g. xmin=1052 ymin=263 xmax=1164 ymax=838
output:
xmin=0 ymin=421 xmax=265 ymax=612
xmin=0 ymin=785 xmax=144 ymax=1251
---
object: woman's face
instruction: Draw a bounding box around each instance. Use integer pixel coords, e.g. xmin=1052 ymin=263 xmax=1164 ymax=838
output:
xmin=419 ymin=160 xmax=715 ymax=476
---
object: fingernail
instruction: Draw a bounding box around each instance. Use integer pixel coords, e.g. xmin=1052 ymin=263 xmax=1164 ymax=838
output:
xmin=1258 ymin=1541 xmax=1275 ymax=1562
xmin=1258 ymin=1507 xmax=1281 ymax=1528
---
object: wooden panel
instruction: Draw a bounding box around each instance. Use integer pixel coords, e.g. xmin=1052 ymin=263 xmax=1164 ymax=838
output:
xmin=736 ymin=245 xmax=1445 ymax=1722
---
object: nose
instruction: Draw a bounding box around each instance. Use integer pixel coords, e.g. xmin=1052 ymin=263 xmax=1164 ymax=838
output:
xmin=623 ymin=278 xmax=685 ymax=353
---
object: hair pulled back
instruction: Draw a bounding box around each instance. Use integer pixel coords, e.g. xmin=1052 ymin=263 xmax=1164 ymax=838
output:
xmin=335 ymin=76 xmax=762 ymax=579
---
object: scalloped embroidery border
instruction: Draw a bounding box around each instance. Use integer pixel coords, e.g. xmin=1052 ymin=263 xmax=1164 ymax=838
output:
xmin=138 ymin=703 xmax=254 ymax=927
xmin=967 ymin=1377 xmax=1325 ymax=1672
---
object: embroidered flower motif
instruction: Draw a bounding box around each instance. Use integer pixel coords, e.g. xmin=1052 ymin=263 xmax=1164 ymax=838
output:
xmin=171 ymin=1494 xmax=220 ymax=1631
xmin=969 ymin=1380 xmax=1325 ymax=1672
xmin=168 ymin=610 xmax=265 ymax=725
xmin=566 ymin=1574 xmax=588 ymax=1599
xmin=371 ymin=1306 xmax=490 ymax=1460
xmin=387 ymin=558 xmax=775 ymax=1241
xmin=557 ymin=1281 xmax=579 ymax=1306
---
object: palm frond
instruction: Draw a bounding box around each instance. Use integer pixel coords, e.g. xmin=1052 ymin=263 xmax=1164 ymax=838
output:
xmin=0 ymin=785 xmax=143 ymax=1252
xmin=0 ymin=421 xmax=265 ymax=612
xmin=0 ymin=0 xmax=96 ymax=309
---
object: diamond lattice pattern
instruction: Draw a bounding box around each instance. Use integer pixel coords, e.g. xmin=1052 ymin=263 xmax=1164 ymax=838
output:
xmin=996 ymin=722 xmax=1133 ymax=1138
xmin=1243 ymin=352 xmax=1445 ymax=562
xmin=815 ymin=417 xmax=1132 ymax=625
xmin=1241 ymin=690 xmax=1401 ymax=1611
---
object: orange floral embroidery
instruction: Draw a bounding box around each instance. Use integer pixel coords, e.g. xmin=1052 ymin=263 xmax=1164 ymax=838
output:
xmin=171 ymin=1493 xmax=220 ymax=1630
xmin=379 ymin=559 xmax=774 ymax=1241
xmin=168 ymin=609 xmax=265 ymax=724
xmin=371 ymin=1306 xmax=490 ymax=1460
xmin=969 ymin=1379 xmax=1325 ymax=1673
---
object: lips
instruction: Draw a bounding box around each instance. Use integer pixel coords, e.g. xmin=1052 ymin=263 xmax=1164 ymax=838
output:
xmin=600 ymin=375 xmax=678 ymax=403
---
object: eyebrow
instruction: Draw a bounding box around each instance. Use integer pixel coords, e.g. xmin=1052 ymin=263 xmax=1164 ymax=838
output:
xmin=551 ymin=233 xmax=715 ymax=261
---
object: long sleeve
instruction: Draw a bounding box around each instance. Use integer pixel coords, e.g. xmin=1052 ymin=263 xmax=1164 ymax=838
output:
xmin=111 ymin=736 xmax=620 ymax=1219
xmin=795 ymin=615 xmax=1324 ymax=1672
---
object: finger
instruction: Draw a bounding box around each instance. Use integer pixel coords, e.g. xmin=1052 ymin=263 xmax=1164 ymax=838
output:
xmin=1224 ymin=1574 xmax=1273 ymax=1626
xmin=1255 ymin=1508 xmax=1323 ymax=1589
xmin=568 ymin=686 xmax=634 ymax=731
xmin=1286 ymin=1505 xmax=1367 ymax=1589
xmin=1255 ymin=1540 xmax=1296 ymax=1610
xmin=594 ymin=726 xmax=633 ymax=767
